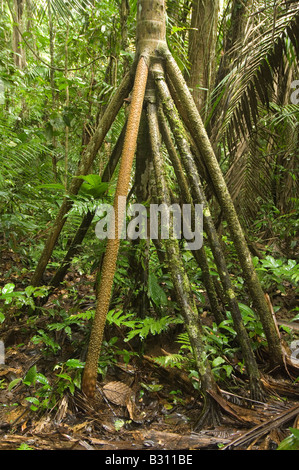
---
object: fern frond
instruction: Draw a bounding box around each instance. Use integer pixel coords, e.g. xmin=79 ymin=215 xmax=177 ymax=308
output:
xmin=176 ymin=332 xmax=191 ymax=348
xmin=152 ymin=353 xmax=187 ymax=369
xmin=106 ymin=309 xmax=136 ymax=329
xmin=125 ymin=316 xmax=183 ymax=341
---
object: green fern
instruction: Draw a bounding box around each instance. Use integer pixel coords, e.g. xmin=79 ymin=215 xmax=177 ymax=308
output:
xmin=125 ymin=316 xmax=183 ymax=342
xmin=152 ymin=353 xmax=187 ymax=369
xmin=106 ymin=309 xmax=184 ymax=342
xmin=106 ymin=309 xmax=137 ymax=329
xmin=176 ymin=332 xmax=192 ymax=350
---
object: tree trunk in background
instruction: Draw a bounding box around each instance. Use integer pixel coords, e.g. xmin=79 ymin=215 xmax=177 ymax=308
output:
xmin=120 ymin=0 xmax=130 ymax=74
xmin=187 ymin=0 xmax=219 ymax=118
xmin=218 ymin=0 xmax=253 ymax=82
xmin=12 ymin=0 xmax=26 ymax=69
xmin=47 ymin=0 xmax=58 ymax=180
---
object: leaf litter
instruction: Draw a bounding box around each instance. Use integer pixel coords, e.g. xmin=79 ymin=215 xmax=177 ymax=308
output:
xmin=0 ymin=255 xmax=298 ymax=451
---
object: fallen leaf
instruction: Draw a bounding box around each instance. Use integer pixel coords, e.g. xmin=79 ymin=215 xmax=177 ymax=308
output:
xmin=102 ymin=381 xmax=133 ymax=406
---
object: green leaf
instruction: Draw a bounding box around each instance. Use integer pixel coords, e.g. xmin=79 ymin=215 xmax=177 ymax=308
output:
xmin=17 ymin=443 xmax=34 ymax=450
xmin=148 ymin=272 xmax=168 ymax=307
xmin=106 ymin=309 xmax=136 ymax=328
xmin=238 ymin=302 xmax=256 ymax=318
xmin=140 ymin=382 xmax=163 ymax=392
xmin=36 ymin=373 xmax=49 ymax=386
xmin=223 ymin=365 xmax=233 ymax=377
xmin=1 ymin=283 xmax=15 ymax=295
xmin=114 ymin=419 xmax=125 ymax=431
xmin=24 ymin=365 xmax=37 ymax=386
xmin=44 ymin=122 xmax=54 ymax=140
xmin=25 ymin=396 xmax=40 ymax=411
xmin=65 ymin=359 xmax=85 ymax=369
xmin=125 ymin=316 xmax=180 ymax=342
xmin=277 ymin=428 xmax=299 ymax=450
xmin=77 ymin=174 xmax=109 ymax=199
xmin=8 ymin=378 xmax=22 ymax=390
xmin=25 ymin=286 xmax=35 ymax=297
xmin=37 ymin=183 xmax=65 ymax=192
xmin=212 ymin=356 xmax=225 ymax=368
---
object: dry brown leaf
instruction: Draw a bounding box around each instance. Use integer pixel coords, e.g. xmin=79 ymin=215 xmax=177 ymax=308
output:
xmin=126 ymin=399 xmax=134 ymax=419
xmin=32 ymin=415 xmax=52 ymax=433
xmin=0 ymin=366 xmax=22 ymax=377
xmin=55 ymin=395 xmax=68 ymax=423
xmin=71 ymin=421 xmax=91 ymax=433
xmin=102 ymin=381 xmax=133 ymax=406
xmin=21 ymin=420 xmax=28 ymax=432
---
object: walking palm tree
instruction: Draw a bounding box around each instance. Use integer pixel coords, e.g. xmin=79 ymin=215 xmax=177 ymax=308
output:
xmin=30 ymin=0 xmax=292 ymax=426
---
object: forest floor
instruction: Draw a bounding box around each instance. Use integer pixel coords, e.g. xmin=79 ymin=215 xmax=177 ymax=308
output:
xmin=0 ymin=248 xmax=299 ymax=451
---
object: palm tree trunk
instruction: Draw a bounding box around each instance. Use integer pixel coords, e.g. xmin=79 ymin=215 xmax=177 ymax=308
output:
xmin=162 ymin=50 xmax=285 ymax=368
xmin=147 ymin=99 xmax=221 ymax=423
xmin=82 ymin=56 xmax=149 ymax=397
xmin=154 ymin=68 xmax=264 ymax=399
xmin=187 ymin=0 xmax=219 ymax=117
xmin=158 ymin=105 xmax=225 ymax=326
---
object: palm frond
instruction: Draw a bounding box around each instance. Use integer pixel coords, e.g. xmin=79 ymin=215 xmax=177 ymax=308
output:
xmin=224 ymin=101 xmax=299 ymax=225
xmin=31 ymin=0 xmax=94 ymax=24
xmin=0 ymin=118 xmax=53 ymax=184
xmin=213 ymin=1 xmax=299 ymax=146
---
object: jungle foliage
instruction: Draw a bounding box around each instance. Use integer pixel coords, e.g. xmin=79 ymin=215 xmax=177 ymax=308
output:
xmin=0 ymin=0 xmax=298 ymax=450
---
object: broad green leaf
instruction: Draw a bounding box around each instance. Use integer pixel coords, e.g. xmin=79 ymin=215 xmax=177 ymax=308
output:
xmin=277 ymin=428 xmax=299 ymax=450
xmin=25 ymin=396 xmax=40 ymax=411
xmin=140 ymin=382 xmax=163 ymax=392
xmin=223 ymin=365 xmax=233 ymax=377
xmin=148 ymin=272 xmax=168 ymax=307
xmin=36 ymin=373 xmax=49 ymax=386
xmin=212 ymin=356 xmax=225 ymax=368
xmin=23 ymin=365 xmax=37 ymax=386
xmin=25 ymin=286 xmax=35 ymax=297
xmin=77 ymin=174 xmax=109 ymax=199
xmin=238 ymin=302 xmax=256 ymax=318
xmin=1 ymin=283 xmax=15 ymax=295
xmin=65 ymin=359 xmax=85 ymax=369
xmin=8 ymin=378 xmax=22 ymax=390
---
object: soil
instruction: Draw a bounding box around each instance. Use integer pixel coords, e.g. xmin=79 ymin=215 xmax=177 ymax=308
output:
xmin=0 ymin=249 xmax=298 ymax=451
